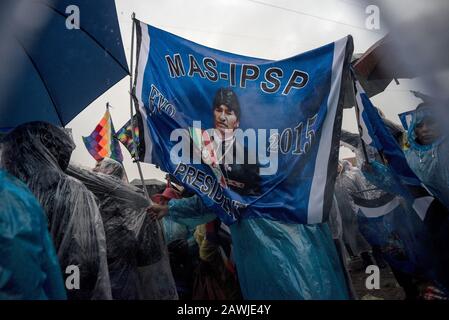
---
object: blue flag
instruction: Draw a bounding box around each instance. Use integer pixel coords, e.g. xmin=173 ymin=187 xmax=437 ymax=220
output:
xmin=133 ymin=20 xmax=353 ymax=225
xmin=354 ymin=79 xmax=448 ymax=223
xmin=398 ymin=110 xmax=414 ymax=131
xmin=352 ymin=191 xmax=445 ymax=283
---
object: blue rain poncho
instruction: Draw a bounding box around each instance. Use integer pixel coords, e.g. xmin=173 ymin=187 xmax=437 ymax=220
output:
xmin=403 ymin=109 xmax=449 ymax=292
xmin=0 ymin=170 xmax=66 ymax=300
xmin=167 ymin=195 xmax=350 ymax=300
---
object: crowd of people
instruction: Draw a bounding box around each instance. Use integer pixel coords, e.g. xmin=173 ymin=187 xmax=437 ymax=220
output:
xmin=0 ymin=98 xmax=448 ymax=300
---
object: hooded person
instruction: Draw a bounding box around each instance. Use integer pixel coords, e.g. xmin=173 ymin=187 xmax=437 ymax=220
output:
xmin=403 ymin=103 xmax=449 ymax=295
xmin=149 ymin=194 xmax=350 ymax=300
xmin=0 ymin=170 xmax=66 ymax=300
xmin=67 ymin=158 xmax=178 ymax=300
xmin=404 ymin=103 xmax=449 ymax=209
xmin=1 ymin=121 xmax=112 ymax=300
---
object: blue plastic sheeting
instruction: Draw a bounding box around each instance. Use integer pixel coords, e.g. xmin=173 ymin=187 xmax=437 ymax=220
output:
xmin=0 ymin=0 xmax=129 ymax=129
xmin=168 ymin=195 xmax=350 ymax=300
xmin=0 ymin=170 xmax=66 ymax=300
xmin=357 ymin=201 xmax=437 ymax=276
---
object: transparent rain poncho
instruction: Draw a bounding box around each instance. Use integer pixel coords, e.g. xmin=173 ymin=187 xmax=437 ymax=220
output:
xmin=325 ymin=196 xmax=356 ymax=299
xmin=68 ymin=158 xmax=178 ymax=300
xmin=334 ymin=163 xmax=371 ymax=256
xmin=1 ymin=122 xmax=111 ymax=300
xmin=354 ymin=162 xmax=449 ymax=293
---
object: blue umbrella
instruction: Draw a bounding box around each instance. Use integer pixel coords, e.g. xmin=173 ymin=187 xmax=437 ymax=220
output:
xmin=0 ymin=0 xmax=129 ymax=129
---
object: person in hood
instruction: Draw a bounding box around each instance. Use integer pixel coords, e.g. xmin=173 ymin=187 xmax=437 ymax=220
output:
xmin=404 ymin=103 xmax=449 ymax=209
xmin=1 ymin=121 xmax=112 ymax=300
xmin=403 ymin=103 xmax=449 ymax=297
xmin=67 ymin=158 xmax=178 ymax=300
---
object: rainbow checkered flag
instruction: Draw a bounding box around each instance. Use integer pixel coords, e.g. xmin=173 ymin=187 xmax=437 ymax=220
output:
xmin=115 ymin=115 xmax=140 ymax=159
xmin=83 ymin=109 xmax=123 ymax=163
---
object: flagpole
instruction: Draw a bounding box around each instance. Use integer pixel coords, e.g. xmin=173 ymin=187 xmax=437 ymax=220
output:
xmin=351 ymin=73 xmax=390 ymax=166
xmin=129 ymin=12 xmax=151 ymax=202
xmin=350 ymin=72 xmax=370 ymax=163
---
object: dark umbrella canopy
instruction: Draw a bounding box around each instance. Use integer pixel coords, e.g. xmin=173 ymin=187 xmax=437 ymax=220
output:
xmin=0 ymin=0 xmax=129 ymax=130
xmin=342 ymin=53 xmax=392 ymax=109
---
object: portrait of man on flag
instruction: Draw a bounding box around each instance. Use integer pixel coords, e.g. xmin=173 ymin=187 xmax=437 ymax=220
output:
xmin=191 ymin=87 xmax=261 ymax=196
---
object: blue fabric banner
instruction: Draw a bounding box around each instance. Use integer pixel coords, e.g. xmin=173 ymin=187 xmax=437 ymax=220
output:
xmin=398 ymin=110 xmax=414 ymax=131
xmin=133 ymin=20 xmax=352 ymax=225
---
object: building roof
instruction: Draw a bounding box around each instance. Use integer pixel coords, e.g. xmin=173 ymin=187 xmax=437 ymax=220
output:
xmin=130 ymin=178 xmax=165 ymax=186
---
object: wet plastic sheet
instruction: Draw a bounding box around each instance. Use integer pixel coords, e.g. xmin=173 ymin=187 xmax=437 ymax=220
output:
xmin=168 ymin=195 xmax=350 ymax=300
xmin=334 ymin=165 xmax=371 ymax=255
xmin=1 ymin=122 xmax=111 ymax=299
xmin=68 ymin=158 xmax=178 ymax=300
xmin=404 ymin=110 xmax=449 ymax=209
xmin=354 ymin=174 xmax=449 ymax=293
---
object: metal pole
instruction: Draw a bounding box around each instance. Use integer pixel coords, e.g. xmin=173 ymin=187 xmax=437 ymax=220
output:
xmin=129 ymin=13 xmax=151 ymax=202
xmin=351 ymin=73 xmax=370 ymax=163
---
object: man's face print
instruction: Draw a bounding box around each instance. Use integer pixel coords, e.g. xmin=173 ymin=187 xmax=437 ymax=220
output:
xmin=213 ymin=104 xmax=239 ymax=138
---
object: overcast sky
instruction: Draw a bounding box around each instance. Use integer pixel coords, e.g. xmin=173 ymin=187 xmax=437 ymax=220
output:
xmin=67 ymin=0 xmax=425 ymax=181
